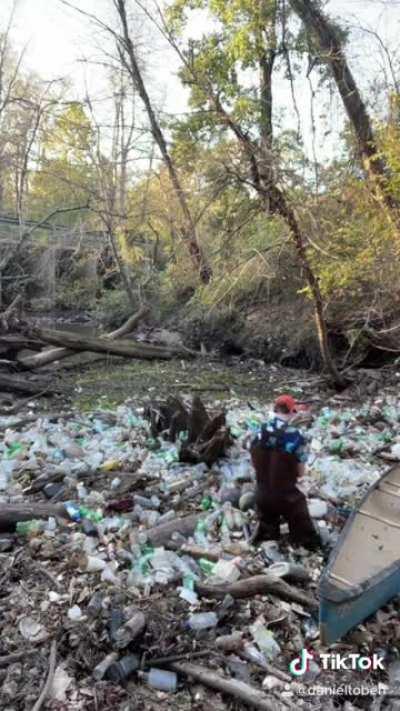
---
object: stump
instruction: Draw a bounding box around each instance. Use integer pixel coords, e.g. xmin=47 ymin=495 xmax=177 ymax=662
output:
xmin=144 ymin=395 xmax=232 ymax=466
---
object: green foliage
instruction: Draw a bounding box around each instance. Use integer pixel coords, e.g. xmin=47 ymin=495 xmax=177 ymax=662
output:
xmin=28 ymin=103 xmax=96 ymax=223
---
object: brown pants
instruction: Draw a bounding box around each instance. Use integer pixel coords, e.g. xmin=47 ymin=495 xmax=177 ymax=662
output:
xmin=250 ymin=442 xmax=320 ymax=549
xmin=255 ymin=489 xmax=321 ymax=549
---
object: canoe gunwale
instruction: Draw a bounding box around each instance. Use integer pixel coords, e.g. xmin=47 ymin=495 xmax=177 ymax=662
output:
xmin=320 ymin=556 xmax=400 ymax=603
xmin=320 ymin=463 xmax=400 ymax=603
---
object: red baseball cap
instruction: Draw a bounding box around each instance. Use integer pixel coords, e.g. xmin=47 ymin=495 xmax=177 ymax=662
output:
xmin=274 ymin=394 xmax=298 ymax=413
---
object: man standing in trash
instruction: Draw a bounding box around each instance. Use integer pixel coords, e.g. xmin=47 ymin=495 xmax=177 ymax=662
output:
xmin=249 ymin=394 xmax=321 ymax=549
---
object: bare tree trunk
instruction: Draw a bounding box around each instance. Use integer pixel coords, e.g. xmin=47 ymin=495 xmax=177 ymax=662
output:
xmin=289 ymin=0 xmax=400 ymax=219
xmin=269 ymin=185 xmax=346 ymax=387
xmin=107 ymin=226 xmax=136 ymax=307
xmin=113 ymin=0 xmax=211 ymax=283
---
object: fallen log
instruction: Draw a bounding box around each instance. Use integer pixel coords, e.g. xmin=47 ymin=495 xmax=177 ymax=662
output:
xmin=33 ymin=327 xmax=187 ymax=360
xmin=19 ymin=306 xmax=150 ymax=369
xmin=170 ymin=662 xmax=289 ymax=711
xmin=195 ymin=574 xmax=318 ymax=610
xmin=0 ymin=373 xmax=52 ymax=395
xmin=0 ymin=503 xmax=69 ymax=533
xmin=106 ymin=305 xmax=150 ymax=339
xmin=146 ymin=513 xmax=202 ymax=546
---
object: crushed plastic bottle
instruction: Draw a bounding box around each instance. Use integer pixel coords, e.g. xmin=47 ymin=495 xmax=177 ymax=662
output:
xmin=187 ymin=612 xmax=218 ymax=631
xmin=210 ymin=559 xmax=241 ymax=584
xmin=250 ymin=618 xmax=281 ymax=660
xmin=0 ymin=460 xmax=17 ymax=490
xmin=198 ymin=558 xmax=215 ymax=576
xmin=16 ymin=520 xmax=44 ymax=537
xmin=5 ymin=442 xmax=24 ymax=458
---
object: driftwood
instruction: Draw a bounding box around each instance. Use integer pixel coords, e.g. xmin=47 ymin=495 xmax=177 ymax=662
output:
xmin=145 ymin=395 xmax=232 ymax=466
xmin=32 ymin=640 xmax=57 ymax=711
xmin=146 ymin=513 xmax=202 ymax=547
xmin=33 ymin=327 xmax=186 ymax=361
xmin=170 ymin=662 xmax=287 ymax=711
xmin=0 ymin=502 xmax=69 ymax=533
xmin=106 ymin=305 xmax=149 ymax=339
xmin=0 ymin=373 xmax=52 ymax=395
xmin=195 ymin=574 xmax=318 ymax=610
xmin=19 ymin=306 xmax=150 ymax=369
xmin=179 ymin=544 xmax=222 ymax=562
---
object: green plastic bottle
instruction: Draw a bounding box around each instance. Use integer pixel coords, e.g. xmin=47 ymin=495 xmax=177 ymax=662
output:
xmin=79 ymin=507 xmax=103 ymax=523
xmin=16 ymin=520 xmax=43 ymax=536
xmin=199 ymin=558 xmax=215 ymax=576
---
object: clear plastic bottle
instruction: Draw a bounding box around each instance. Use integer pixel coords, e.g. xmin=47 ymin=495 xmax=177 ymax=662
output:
xmin=194 ymin=519 xmax=208 ymax=546
xmin=140 ymin=668 xmax=177 ymax=692
xmin=222 ymin=502 xmax=235 ymax=530
xmin=250 ymin=618 xmax=281 ymax=660
xmin=187 ymin=611 xmax=218 ymax=631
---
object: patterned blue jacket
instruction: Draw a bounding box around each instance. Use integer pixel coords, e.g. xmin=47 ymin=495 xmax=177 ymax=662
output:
xmin=254 ymin=416 xmax=308 ymax=463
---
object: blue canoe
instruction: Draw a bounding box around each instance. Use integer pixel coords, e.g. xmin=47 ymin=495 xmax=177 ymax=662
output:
xmin=319 ymin=463 xmax=400 ymax=645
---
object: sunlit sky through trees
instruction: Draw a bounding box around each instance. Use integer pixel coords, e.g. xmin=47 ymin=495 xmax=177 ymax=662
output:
xmin=7 ymin=0 xmax=400 ymax=165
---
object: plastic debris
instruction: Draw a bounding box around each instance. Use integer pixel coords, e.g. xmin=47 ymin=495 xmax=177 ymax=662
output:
xmin=142 ymin=668 xmax=178 ymax=692
xmin=250 ymin=618 xmax=281 ymax=660
xmin=0 ymin=385 xmax=394 ymax=706
xmin=18 ymin=616 xmax=47 ymax=642
xmin=187 ymin=612 xmax=218 ymax=631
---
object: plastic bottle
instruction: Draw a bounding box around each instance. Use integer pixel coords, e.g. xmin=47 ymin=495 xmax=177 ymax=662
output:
xmin=145 ymin=668 xmax=177 ymax=692
xmin=233 ymin=510 xmax=243 ymax=530
xmin=105 ymin=654 xmax=140 ymax=682
xmin=198 ymin=558 xmax=215 ymax=576
xmin=16 ymin=520 xmax=44 ymax=537
xmin=77 ymin=483 xmax=88 ymax=500
xmin=87 ymin=591 xmax=103 ymax=618
xmin=114 ymin=611 xmax=146 ymax=649
xmin=134 ymin=495 xmax=155 ymax=509
xmin=194 ymin=519 xmax=208 ymax=546
xmin=5 ymin=442 xmax=23 ymax=459
xmin=93 ymin=652 xmax=118 ymax=681
xmin=215 ymin=631 xmax=243 ymax=652
xmin=260 ymin=540 xmax=284 ymax=563
xmin=201 ymin=496 xmax=213 ymax=511
xmin=187 ymin=612 xmax=218 ymax=631
xmin=109 ymin=608 xmax=125 ymax=643
xmin=211 ymin=559 xmax=240 ymax=584
xmin=79 ymin=507 xmax=103 ymax=523
xmin=250 ymin=618 xmax=281 ymax=660
xmin=0 ymin=460 xmax=16 ymax=490
xmin=81 ymin=518 xmax=98 ymax=537
xmin=157 ymin=510 xmax=176 ymax=525
xmin=222 ymin=502 xmax=235 ymax=530
xmin=241 ymin=642 xmax=268 ymax=669
xmin=179 ymin=586 xmax=199 ymax=605
xmin=64 ymin=501 xmax=81 ymax=522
